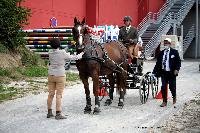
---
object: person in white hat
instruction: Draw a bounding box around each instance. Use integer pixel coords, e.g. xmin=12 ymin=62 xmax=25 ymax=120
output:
xmin=153 ymin=37 xmax=181 ymax=107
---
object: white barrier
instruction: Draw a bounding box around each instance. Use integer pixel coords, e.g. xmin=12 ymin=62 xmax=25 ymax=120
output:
xmin=92 ymin=25 xmax=120 ymax=43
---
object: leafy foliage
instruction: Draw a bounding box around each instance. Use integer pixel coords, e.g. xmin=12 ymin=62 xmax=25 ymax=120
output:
xmin=0 ymin=0 xmax=30 ymax=50
xmin=16 ymin=66 xmax=48 ymax=77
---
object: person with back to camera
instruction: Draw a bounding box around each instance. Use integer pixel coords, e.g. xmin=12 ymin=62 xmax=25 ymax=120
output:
xmin=153 ymin=38 xmax=181 ymax=107
xmin=47 ymin=38 xmax=84 ymax=120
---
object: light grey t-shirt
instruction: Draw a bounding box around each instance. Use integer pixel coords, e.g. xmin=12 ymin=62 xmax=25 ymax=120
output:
xmin=48 ymin=49 xmax=82 ymax=76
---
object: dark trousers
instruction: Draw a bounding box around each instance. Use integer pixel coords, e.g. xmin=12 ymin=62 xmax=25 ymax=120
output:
xmin=161 ymin=71 xmax=176 ymax=103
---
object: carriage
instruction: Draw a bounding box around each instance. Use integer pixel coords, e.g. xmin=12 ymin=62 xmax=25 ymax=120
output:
xmin=72 ymin=17 xmax=160 ymax=114
xmin=98 ymin=53 xmax=159 ymax=104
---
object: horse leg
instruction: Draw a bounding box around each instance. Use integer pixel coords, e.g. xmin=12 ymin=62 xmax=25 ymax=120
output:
xmin=104 ymin=73 xmax=114 ymax=106
xmin=81 ymin=76 xmax=92 ymax=114
xmin=116 ymin=73 xmax=126 ymax=108
xmin=118 ymin=90 xmax=125 ymax=108
xmin=92 ymin=74 xmax=101 ymax=114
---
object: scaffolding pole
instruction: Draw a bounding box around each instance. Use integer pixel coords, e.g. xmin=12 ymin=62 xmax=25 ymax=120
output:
xmin=195 ymin=0 xmax=199 ymax=58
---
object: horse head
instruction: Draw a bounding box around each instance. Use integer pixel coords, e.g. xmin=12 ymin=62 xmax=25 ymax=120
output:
xmin=72 ymin=17 xmax=89 ymax=53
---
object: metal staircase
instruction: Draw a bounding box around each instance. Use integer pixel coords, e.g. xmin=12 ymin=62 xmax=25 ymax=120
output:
xmin=183 ymin=24 xmax=196 ymax=54
xmin=138 ymin=0 xmax=196 ymax=58
xmin=138 ymin=0 xmax=179 ymax=36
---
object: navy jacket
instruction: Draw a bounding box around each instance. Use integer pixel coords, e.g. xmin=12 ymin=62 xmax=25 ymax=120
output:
xmin=153 ymin=48 xmax=181 ymax=77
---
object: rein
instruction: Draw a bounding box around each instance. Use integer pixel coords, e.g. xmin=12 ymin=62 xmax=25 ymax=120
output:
xmin=75 ymin=28 xmax=127 ymax=74
xmin=81 ymin=42 xmax=106 ymax=63
xmin=81 ymin=40 xmax=127 ymax=74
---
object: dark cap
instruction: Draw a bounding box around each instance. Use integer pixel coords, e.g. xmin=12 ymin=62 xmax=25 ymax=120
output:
xmin=50 ymin=38 xmax=61 ymax=49
xmin=123 ymin=16 xmax=132 ymax=22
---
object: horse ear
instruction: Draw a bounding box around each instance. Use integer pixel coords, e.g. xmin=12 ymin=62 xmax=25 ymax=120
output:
xmin=74 ymin=17 xmax=78 ymax=25
xmin=81 ymin=18 xmax=86 ymax=25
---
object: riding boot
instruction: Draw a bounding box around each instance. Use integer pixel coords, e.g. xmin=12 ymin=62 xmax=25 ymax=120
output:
xmin=47 ymin=109 xmax=54 ymax=118
xmin=55 ymin=111 xmax=67 ymax=120
xmin=173 ymin=97 xmax=177 ymax=104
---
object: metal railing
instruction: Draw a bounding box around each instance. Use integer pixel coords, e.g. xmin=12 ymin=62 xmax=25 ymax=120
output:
xmin=137 ymin=0 xmax=179 ymax=35
xmin=175 ymin=0 xmax=196 ymax=25
xmin=183 ymin=24 xmax=196 ymax=53
xmin=137 ymin=12 xmax=154 ymax=36
xmin=144 ymin=0 xmax=195 ymax=58
xmin=144 ymin=13 xmax=173 ymax=58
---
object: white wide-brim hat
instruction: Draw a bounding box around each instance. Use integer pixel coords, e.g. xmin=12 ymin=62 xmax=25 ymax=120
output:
xmin=164 ymin=38 xmax=172 ymax=43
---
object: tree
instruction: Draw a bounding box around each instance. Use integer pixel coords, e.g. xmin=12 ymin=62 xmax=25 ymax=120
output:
xmin=0 ymin=0 xmax=30 ymax=50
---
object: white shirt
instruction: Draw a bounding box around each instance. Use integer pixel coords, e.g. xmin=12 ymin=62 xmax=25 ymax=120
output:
xmin=138 ymin=37 xmax=143 ymax=46
xmin=126 ymin=25 xmax=131 ymax=32
xmin=162 ymin=48 xmax=170 ymax=71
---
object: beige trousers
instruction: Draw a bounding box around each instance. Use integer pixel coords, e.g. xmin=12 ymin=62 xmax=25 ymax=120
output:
xmin=127 ymin=44 xmax=142 ymax=59
xmin=47 ymin=75 xmax=65 ymax=111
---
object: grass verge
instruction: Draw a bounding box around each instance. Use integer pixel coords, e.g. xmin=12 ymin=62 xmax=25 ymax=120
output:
xmin=0 ymin=67 xmax=80 ymax=102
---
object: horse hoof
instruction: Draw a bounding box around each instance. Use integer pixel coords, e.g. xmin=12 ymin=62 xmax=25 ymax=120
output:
xmin=93 ymin=107 xmax=101 ymax=114
xmin=84 ymin=105 xmax=92 ymax=114
xmin=118 ymin=102 xmax=124 ymax=108
xmin=84 ymin=110 xmax=91 ymax=114
xmin=104 ymin=99 xmax=112 ymax=106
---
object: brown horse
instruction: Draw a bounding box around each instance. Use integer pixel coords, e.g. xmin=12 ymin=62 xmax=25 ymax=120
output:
xmin=73 ymin=17 xmax=128 ymax=114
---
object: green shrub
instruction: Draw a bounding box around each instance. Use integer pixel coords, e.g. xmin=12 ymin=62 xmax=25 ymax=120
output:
xmin=0 ymin=0 xmax=30 ymax=50
xmin=0 ymin=86 xmax=18 ymax=102
xmin=17 ymin=66 xmax=48 ymax=77
xmin=0 ymin=68 xmax=11 ymax=76
xmin=0 ymin=43 xmax=9 ymax=53
xmin=66 ymin=72 xmax=79 ymax=81
xmin=18 ymin=46 xmax=45 ymax=66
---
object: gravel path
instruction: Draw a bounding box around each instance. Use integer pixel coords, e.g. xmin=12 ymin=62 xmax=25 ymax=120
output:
xmin=0 ymin=60 xmax=199 ymax=133
xmin=155 ymin=93 xmax=200 ymax=133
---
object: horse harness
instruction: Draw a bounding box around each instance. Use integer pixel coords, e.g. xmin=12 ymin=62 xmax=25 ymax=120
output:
xmin=81 ymin=40 xmax=127 ymax=74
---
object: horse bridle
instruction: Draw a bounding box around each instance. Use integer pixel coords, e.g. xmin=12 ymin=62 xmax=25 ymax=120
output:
xmin=77 ymin=26 xmax=84 ymax=46
xmin=75 ymin=25 xmax=127 ymax=74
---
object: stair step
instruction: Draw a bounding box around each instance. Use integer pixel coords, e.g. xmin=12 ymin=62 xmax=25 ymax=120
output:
xmin=139 ymin=0 xmax=192 ymax=57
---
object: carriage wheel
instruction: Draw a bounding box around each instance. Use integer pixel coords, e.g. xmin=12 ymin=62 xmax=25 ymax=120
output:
xmin=99 ymin=87 xmax=110 ymax=101
xmin=139 ymin=75 xmax=150 ymax=104
xmin=99 ymin=92 xmax=104 ymax=101
xmin=151 ymin=76 xmax=159 ymax=98
xmin=98 ymin=76 xmax=110 ymax=101
xmin=64 ymin=61 xmax=71 ymax=70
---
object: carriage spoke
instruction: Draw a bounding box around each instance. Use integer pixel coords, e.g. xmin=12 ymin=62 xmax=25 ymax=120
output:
xmin=139 ymin=74 xmax=150 ymax=104
xmin=151 ymin=76 xmax=159 ymax=98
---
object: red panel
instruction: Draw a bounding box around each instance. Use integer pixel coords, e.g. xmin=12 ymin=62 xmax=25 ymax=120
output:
xmin=149 ymin=0 xmax=166 ymax=13
xmin=98 ymin=0 xmax=138 ymax=27
xmin=137 ymin=0 xmax=166 ymax=24
xmin=21 ymin=0 xmax=165 ymax=29
xmin=22 ymin=0 xmax=86 ymax=29
xmin=138 ymin=0 xmax=149 ymax=24
xmin=86 ymin=0 xmax=98 ymax=26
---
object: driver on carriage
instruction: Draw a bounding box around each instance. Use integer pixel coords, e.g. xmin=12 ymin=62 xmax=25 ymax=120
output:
xmin=118 ymin=16 xmax=143 ymax=74
xmin=118 ymin=16 xmax=138 ymax=60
